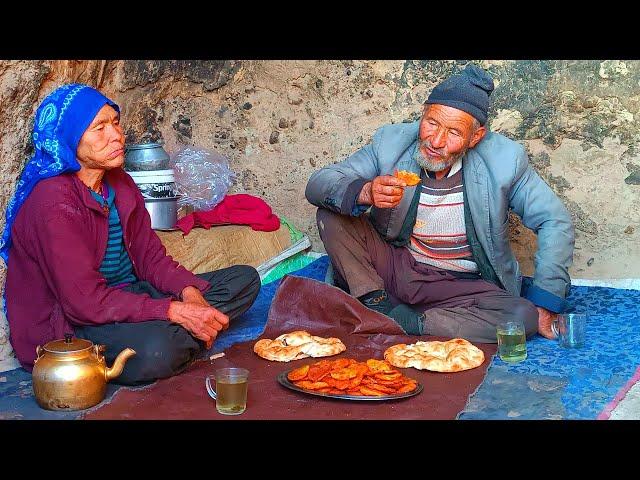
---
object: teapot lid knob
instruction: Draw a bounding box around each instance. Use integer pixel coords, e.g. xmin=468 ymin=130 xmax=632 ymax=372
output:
xmin=64 ymin=333 xmax=73 ymax=344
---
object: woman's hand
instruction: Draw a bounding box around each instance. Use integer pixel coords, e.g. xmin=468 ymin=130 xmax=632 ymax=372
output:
xmin=181 ymin=285 xmax=209 ymax=307
xmin=167 ymin=300 xmax=229 ymax=349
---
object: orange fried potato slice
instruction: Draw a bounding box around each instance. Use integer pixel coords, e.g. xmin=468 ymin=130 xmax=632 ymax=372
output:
xmin=396 ymin=383 xmax=418 ymax=393
xmin=375 ymin=379 xmax=405 ymax=388
xmin=349 ymin=374 xmax=365 ymax=388
xmin=399 ymin=377 xmax=418 ymax=385
xmin=331 ymin=358 xmax=352 ymax=370
xmin=308 ymin=364 xmax=332 ymax=382
xmin=366 ymin=359 xmax=393 ymax=374
xmin=395 ymin=170 xmax=421 ymax=186
xmin=331 ymin=367 xmax=358 ymax=380
xmin=375 ymin=372 xmax=402 ymax=381
xmin=296 ymin=380 xmax=329 ymax=390
xmin=359 ymin=386 xmax=387 ymax=397
xmin=353 ymin=363 xmax=369 ymax=373
xmin=367 ymin=383 xmax=397 ymax=394
xmin=322 ymin=376 xmax=337 ymax=387
xmin=333 ymin=379 xmax=351 ymax=390
xmin=287 ymin=364 xmax=310 ymax=381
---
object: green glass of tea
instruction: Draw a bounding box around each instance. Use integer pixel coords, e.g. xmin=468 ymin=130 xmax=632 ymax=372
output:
xmin=206 ymin=367 xmax=249 ymax=415
xmin=496 ymin=321 xmax=527 ymax=363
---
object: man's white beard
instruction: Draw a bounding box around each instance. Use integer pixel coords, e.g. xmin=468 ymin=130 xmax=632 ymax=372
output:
xmin=414 ymin=140 xmax=468 ymax=172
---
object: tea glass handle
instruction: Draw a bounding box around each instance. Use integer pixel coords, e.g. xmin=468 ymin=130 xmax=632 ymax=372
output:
xmin=551 ymin=319 xmax=559 ymax=339
xmin=205 ymin=377 xmax=217 ymax=400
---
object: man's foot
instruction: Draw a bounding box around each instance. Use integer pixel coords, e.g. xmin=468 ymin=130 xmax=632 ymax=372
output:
xmin=358 ymin=290 xmax=425 ymax=335
xmin=358 ymin=289 xmax=394 ymax=316
xmin=388 ymin=304 xmax=425 ymax=335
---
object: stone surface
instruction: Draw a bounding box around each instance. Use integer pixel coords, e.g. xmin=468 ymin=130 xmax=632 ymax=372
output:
xmin=0 ymin=297 xmax=11 ymax=367
xmin=609 ymin=379 xmax=640 ymax=420
xmin=2 ymin=60 xmax=640 ymax=363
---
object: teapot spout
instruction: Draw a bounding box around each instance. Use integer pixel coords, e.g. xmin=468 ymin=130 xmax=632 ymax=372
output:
xmin=105 ymin=348 xmax=136 ymax=382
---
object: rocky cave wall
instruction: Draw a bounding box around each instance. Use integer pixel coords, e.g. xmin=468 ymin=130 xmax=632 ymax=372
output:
xmin=1 ymin=59 xmax=639 ymax=361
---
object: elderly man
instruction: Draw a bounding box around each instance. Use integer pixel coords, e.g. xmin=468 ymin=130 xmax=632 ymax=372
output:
xmin=2 ymin=84 xmax=260 ymax=385
xmin=305 ymin=64 xmax=574 ymax=343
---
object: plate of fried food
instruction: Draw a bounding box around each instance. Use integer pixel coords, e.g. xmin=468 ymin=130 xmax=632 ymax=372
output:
xmin=278 ymin=358 xmax=422 ymax=401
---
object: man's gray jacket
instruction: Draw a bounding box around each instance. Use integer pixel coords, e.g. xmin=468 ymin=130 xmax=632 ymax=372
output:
xmin=305 ymin=121 xmax=575 ymax=313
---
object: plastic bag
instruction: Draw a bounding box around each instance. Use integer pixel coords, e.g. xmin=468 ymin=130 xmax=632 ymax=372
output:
xmin=170 ymin=146 xmax=236 ymax=211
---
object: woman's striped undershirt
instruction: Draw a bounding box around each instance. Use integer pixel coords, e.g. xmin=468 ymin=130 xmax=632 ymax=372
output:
xmin=90 ymin=182 xmax=138 ymax=287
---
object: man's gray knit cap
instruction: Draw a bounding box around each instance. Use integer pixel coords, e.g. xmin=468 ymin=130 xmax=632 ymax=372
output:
xmin=425 ymin=63 xmax=495 ymax=125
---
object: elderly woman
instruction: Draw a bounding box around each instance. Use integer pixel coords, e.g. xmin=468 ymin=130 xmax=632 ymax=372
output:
xmin=1 ymin=84 xmax=261 ymax=385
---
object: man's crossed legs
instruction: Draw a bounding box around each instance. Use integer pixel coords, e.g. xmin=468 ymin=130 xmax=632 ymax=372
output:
xmin=317 ymin=209 xmax=538 ymax=343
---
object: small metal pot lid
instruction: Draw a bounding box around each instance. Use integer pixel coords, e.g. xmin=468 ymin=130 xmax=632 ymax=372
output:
xmin=125 ymin=142 xmax=164 ymax=150
xmin=43 ymin=334 xmax=93 ymax=354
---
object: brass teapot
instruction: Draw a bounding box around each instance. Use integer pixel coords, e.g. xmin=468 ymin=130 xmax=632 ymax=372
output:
xmin=32 ymin=334 xmax=136 ymax=411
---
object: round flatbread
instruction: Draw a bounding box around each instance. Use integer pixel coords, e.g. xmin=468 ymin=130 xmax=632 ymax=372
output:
xmin=254 ymin=330 xmax=346 ymax=362
xmin=384 ymin=338 xmax=485 ymax=372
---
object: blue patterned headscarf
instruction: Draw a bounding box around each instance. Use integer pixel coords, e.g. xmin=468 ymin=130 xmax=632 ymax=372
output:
xmin=0 ymin=83 xmax=120 ymax=265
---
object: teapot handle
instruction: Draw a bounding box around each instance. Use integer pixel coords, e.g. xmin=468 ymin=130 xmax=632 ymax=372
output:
xmin=34 ymin=345 xmax=44 ymax=363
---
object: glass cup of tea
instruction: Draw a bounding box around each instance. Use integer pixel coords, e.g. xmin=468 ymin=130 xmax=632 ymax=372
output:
xmin=552 ymin=313 xmax=586 ymax=348
xmin=496 ymin=320 xmax=527 ymax=363
xmin=205 ymin=367 xmax=249 ymax=415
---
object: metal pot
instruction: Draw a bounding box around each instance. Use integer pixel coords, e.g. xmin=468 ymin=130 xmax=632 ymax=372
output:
xmin=124 ymin=142 xmax=170 ymax=171
xmin=126 ymin=169 xmax=179 ymax=230
xmin=32 ymin=334 xmax=136 ymax=411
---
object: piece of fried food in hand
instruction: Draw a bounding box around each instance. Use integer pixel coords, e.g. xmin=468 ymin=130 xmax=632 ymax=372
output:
xmin=395 ymin=170 xmax=421 ymax=186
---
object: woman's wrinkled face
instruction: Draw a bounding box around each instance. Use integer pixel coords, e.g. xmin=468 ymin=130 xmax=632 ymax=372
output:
xmin=76 ymin=105 xmax=125 ymax=170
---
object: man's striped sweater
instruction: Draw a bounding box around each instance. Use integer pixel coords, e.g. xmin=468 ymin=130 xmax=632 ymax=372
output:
xmin=407 ymin=159 xmax=478 ymax=273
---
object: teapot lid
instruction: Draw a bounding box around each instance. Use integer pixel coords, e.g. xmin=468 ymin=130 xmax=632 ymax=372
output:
xmin=43 ymin=334 xmax=93 ymax=354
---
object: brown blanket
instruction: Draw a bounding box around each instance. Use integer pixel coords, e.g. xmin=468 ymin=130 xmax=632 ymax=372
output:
xmin=83 ymin=276 xmax=496 ymax=420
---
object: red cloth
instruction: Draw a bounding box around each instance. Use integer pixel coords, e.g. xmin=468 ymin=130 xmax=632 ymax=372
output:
xmin=176 ymin=194 xmax=280 ymax=235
